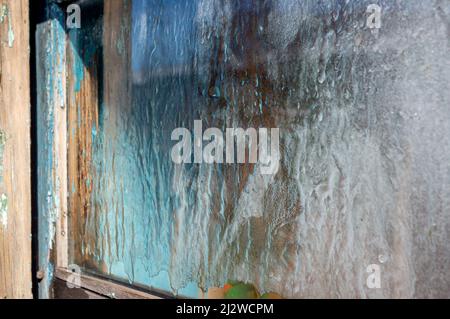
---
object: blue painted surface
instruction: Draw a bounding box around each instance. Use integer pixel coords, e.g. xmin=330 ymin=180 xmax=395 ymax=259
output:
xmin=36 ymin=3 xmax=66 ymax=299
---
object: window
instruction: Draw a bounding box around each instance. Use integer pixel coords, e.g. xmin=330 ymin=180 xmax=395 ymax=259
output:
xmin=36 ymin=0 xmax=450 ymax=299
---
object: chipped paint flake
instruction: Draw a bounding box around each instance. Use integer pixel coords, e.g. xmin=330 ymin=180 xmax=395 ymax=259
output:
xmin=0 ymin=4 xmax=7 ymax=23
xmin=0 ymin=4 xmax=14 ymax=48
xmin=0 ymin=130 xmax=7 ymax=228
xmin=0 ymin=129 xmax=5 ymax=182
xmin=7 ymin=22 xmax=14 ymax=47
xmin=0 ymin=193 xmax=7 ymax=227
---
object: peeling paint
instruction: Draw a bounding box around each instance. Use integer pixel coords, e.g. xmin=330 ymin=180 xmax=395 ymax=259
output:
xmin=0 ymin=193 xmax=7 ymax=228
xmin=0 ymin=129 xmax=5 ymax=183
xmin=0 ymin=4 xmax=15 ymax=48
xmin=0 ymin=5 xmax=8 ymax=23
xmin=0 ymin=130 xmax=7 ymax=228
xmin=36 ymin=3 xmax=68 ymax=298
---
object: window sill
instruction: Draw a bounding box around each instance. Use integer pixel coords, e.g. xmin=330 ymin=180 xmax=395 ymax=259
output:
xmin=54 ymin=268 xmax=165 ymax=299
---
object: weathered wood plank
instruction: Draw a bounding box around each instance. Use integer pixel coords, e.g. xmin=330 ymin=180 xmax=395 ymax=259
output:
xmin=53 ymin=278 xmax=106 ymax=299
xmin=55 ymin=268 xmax=163 ymax=299
xmin=66 ymin=15 xmax=101 ymax=272
xmin=36 ymin=6 xmax=67 ymax=298
xmin=55 ymin=33 xmax=68 ymax=271
xmin=0 ymin=0 xmax=32 ymax=299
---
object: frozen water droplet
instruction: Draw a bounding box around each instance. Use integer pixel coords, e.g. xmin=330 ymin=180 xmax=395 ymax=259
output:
xmin=318 ymin=70 xmax=326 ymax=84
xmin=378 ymin=254 xmax=388 ymax=264
xmin=344 ymin=89 xmax=351 ymax=100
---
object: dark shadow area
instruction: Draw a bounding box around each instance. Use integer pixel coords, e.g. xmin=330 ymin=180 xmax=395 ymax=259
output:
xmin=30 ymin=0 xmax=47 ymax=300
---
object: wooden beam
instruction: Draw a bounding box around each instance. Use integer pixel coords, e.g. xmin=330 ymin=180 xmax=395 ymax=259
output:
xmin=0 ymin=0 xmax=32 ymax=299
xmin=35 ymin=7 xmax=68 ymax=298
xmin=53 ymin=278 xmax=107 ymax=299
xmin=55 ymin=268 xmax=164 ymax=299
xmin=55 ymin=35 xmax=68 ymax=270
xmin=66 ymin=16 xmax=101 ymax=271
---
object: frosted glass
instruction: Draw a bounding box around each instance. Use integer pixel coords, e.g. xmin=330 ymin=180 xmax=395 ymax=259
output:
xmin=72 ymin=0 xmax=450 ymax=298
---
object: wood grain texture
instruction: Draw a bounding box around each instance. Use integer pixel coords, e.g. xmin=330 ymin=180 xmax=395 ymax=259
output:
xmin=35 ymin=4 xmax=69 ymax=298
xmin=55 ymin=33 xmax=68 ymax=270
xmin=53 ymin=278 xmax=106 ymax=299
xmin=66 ymin=18 xmax=101 ymax=272
xmin=55 ymin=268 xmax=163 ymax=299
xmin=0 ymin=0 xmax=32 ymax=299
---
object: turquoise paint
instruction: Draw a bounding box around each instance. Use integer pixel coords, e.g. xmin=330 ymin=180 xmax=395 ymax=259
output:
xmin=91 ymin=124 xmax=97 ymax=140
xmin=36 ymin=3 xmax=66 ymax=299
xmin=69 ymin=16 xmax=102 ymax=93
xmin=69 ymin=30 xmax=84 ymax=93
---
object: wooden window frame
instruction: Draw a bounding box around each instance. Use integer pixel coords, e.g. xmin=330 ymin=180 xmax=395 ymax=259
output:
xmin=49 ymin=0 xmax=172 ymax=300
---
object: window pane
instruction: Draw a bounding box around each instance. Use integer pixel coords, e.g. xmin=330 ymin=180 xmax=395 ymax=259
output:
xmin=68 ymin=0 xmax=450 ymax=298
